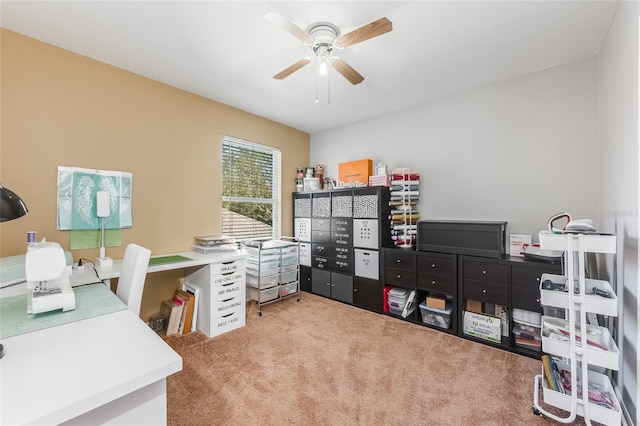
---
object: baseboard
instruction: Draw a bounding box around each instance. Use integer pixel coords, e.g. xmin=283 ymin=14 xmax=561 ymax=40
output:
xmin=615 ymin=384 xmax=635 ymax=426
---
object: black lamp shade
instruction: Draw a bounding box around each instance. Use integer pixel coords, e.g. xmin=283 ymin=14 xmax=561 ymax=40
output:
xmin=0 ymin=184 xmax=28 ymax=222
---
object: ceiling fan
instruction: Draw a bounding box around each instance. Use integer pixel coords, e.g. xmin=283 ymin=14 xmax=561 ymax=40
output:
xmin=266 ymin=11 xmax=393 ymax=85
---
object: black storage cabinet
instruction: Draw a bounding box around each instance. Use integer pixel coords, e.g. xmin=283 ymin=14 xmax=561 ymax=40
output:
xmin=417 ymin=220 xmax=506 ymax=258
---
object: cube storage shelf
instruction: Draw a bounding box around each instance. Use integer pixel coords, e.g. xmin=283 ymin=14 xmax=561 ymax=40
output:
xmin=242 ymin=238 xmax=300 ymax=316
xmin=293 ymin=187 xmax=393 ymax=313
xmin=532 ymin=232 xmax=621 ymax=426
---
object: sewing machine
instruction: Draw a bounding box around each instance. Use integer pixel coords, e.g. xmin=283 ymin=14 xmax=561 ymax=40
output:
xmin=25 ymin=240 xmax=75 ymax=314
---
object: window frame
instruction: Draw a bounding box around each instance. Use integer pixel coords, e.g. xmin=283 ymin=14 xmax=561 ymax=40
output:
xmin=221 ymin=135 xmax=281 ymax=239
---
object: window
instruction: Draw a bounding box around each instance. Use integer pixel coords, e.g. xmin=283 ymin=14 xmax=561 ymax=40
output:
xmin=221 ymin=136 xmax=281 ymax=239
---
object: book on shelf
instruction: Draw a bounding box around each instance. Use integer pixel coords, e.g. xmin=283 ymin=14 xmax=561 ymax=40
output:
xmin=174 ymin=289 xmax=195 ymax=334
xmin=182 ymin=283 xmax=200 ymax=332
xmin=160 ymin=299 xmax=183 ymax=336
xmin=172 ymin=293 xmax=188 ymax=334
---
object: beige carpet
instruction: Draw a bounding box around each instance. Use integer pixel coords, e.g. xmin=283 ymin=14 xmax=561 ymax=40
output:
xmin=164 ymin=292 xmax=594 ymax=426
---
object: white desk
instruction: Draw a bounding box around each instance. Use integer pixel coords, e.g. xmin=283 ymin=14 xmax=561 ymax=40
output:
xmin=0 ymin=287 xmax=182 ymax=425
xmin=95 ymin=250 xmax=248 ymax=281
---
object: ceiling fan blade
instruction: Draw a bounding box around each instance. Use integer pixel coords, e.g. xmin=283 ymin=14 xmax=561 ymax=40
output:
xmin=337 ymin=17 xmax=392 ymax=48
xmin=265 ymin=11 xmax=313 ymax=44
xmin=332 ymin=58 xmax=364 ymax=85
xmin=273 ymin=58 xmax=312 ymax=80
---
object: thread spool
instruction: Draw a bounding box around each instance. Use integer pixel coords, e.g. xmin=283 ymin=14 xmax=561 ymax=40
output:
xmin=27 ymin=231 xmax=36 ymax=246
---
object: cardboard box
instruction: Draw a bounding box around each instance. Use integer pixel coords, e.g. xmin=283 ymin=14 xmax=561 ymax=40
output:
xmin=509 ymin=234 xmax=531 ymax=257
xmin=463 ymin=311 xmax=501 ymax=343
xmin=426 ymin=296 xmax=446 ymax=310
xmin=338 ymin=159 xmax=372 ymax=186
xmin=466 ymin=299 xmax=482 ymax=313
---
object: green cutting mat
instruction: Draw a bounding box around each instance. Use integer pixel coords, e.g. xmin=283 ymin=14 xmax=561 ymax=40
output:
xmin=149 ymin=255 xmax=192 ymax=266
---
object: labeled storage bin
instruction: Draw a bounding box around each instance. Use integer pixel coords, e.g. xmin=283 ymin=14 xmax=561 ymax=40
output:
xmin=419 ymin=301 xmax=452 ymax=329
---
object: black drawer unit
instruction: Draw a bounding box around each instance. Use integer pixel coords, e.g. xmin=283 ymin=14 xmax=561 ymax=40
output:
xmin=457 ymin=254 xmax=563 ymax=357
xmin=382 ymin=247 xmax=458 ymax=334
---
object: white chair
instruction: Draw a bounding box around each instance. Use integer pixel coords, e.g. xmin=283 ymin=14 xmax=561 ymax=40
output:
xmin=116 ymin=243 xmax=151 ymax=316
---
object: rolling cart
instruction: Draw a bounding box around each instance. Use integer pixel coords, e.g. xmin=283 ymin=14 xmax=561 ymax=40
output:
xmin=242 ymin=237 xmax=300 ymax=316
xmin=532 ymin=232 xmax=621 ymax=425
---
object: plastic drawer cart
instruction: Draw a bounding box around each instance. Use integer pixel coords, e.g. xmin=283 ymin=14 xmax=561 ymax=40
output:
xmin=532 ymin=232 xmax=621 ymax=426
xmin=242 ymin=238 xmax=301 ymax=316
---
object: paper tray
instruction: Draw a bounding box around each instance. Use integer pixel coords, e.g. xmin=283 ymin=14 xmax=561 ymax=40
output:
xmin=540 ymin=273 xmax=618 ymax=317
xmin=541 ymin=316 xmax=619 ymax=370
xmin=541 ymin=362 xmax=622 ymax=426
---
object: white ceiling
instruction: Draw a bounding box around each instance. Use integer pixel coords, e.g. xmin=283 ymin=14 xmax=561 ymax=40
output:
xmin=0 ymin=1 xmax=619 ymax=134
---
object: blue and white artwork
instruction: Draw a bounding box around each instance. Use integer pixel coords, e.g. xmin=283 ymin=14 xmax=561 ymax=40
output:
xmin=57 ymin=166 xmax=132 ymax=231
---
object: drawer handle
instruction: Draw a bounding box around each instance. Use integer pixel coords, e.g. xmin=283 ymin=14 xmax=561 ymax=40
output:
xmin=431 ymin=280 xmax=436 ymax=285
xmin=536 ymin=298 xmax=540 ymax=304
xmin=482 ymin=289 xmax=487 ymax=293
xmin=482 ymin=270 xmax=487 ymax=274
xmin=397 ymin=275 xmax=402 ymax=279
xmin=396 ymin=259 xmax=401 ymax=263
xmin=431 ymin=264 xmax=436 ymax=268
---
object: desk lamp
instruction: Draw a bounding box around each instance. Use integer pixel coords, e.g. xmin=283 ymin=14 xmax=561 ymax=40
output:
xmin=0 ymin=184 xmax=28 ymax=222
xmin=0 ymin=183 xmax=29 ymax=359
xmin=96 ymin=191 xmax=113 ymax=268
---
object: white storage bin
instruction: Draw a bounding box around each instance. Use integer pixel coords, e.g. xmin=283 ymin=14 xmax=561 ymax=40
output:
xmin=247 ymin=285 xmax=280 ymax=303
xmin=540 ymin=273 xmax=618 ymax=317
xmin=541 ymin=362 xmax=622 ymax=426
xmin=294 ymin=218 xmax=311 ymax=242
xmin=541 ymin=316 xmax=619 ymax=370
xmin=246 ymin=259 xmax=280 ymax=276
xmin=538 ymin=231 xmax=616 ymax=254
xmin=246 ymin=273 xmax=279 ymax=289
xmin=299 ymin=243 xmax=311 ymax=266
xmin=279 ymin=281 xmax=298 ymax=297
xmin=280 ymin=245 xmax=299 ymax=255
xmin=280 ymin=254 xmax=298 ymax=267
xmin=279 ymin=270 xmax=297 ymax=284
xmin=243 ymin=246 xmax=280 ymax=259
xmin=354 ymin=248 xmax=379 ymax=279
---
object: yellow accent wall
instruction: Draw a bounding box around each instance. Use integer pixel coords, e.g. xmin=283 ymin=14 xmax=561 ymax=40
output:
xmin=0 ymin=29 xmax=310 ymax=320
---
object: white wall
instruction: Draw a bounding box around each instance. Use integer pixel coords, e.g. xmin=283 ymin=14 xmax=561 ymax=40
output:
xmin=311 ymin=58 xmax=600 ymax=240
xmin=599 ymin=1 xmax=639 ymax=423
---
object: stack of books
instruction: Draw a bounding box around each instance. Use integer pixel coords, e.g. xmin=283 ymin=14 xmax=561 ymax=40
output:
xmin=193 ymin=235 xmax=237 ymax=254
xmin=159 ymin=289 xmax=197 ymax=336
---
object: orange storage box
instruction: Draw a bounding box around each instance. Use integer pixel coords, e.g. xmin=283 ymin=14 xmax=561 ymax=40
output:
xmin=338 ymin=159 xmax=372 ymax=186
